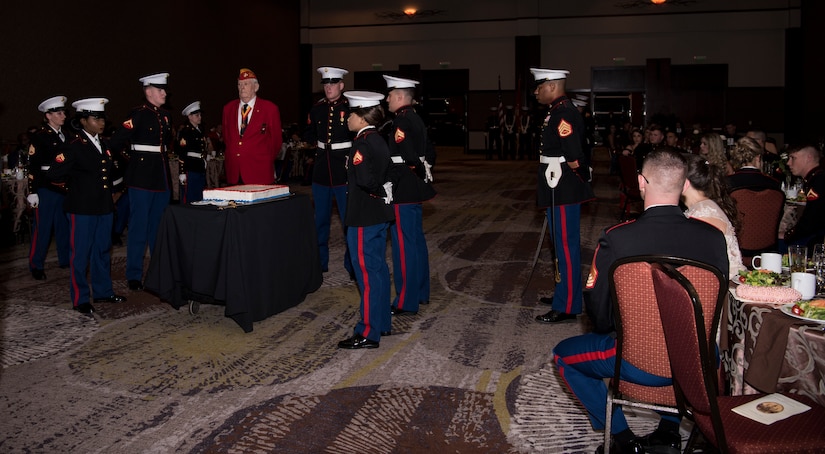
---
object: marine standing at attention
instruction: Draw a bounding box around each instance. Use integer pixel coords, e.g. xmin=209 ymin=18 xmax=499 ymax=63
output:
xmin=337 ymin=91 xmax=395 ymax=350
xmin=109 ymin=72 xmax=173 ymax=291
xmin=303 ymin=66 xmax=354 ymax=277
xmin=531 ymin=68 xmax=595 ymax=324
xmin=47 ymin=98 xmax=127 ymax=314
xmin=27 ymin=95 xmax=73 ymax=280
xmin=383 ymin=75 xmax=436 ymax=317
xmin=177 ymin=101 xmax=208 ymax=203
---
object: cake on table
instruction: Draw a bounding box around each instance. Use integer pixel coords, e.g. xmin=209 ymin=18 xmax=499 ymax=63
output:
xmin=202 ymin=184 xmax=290 ymax=204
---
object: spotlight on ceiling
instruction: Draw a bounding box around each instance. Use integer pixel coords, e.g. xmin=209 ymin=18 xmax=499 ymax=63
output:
xmin=376 ymin=9 xmax=445 ymax=21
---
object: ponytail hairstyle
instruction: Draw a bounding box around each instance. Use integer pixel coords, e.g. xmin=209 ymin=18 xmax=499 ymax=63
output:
xmin=685 ymin=152 xmax=740 ymax=231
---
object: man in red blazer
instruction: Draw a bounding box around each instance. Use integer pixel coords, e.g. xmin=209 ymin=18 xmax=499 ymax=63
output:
xmin=222 ymin=68 xmax=282 ymax=185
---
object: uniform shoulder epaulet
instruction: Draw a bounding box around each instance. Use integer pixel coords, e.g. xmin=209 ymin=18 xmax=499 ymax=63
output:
xmin=313 ymin=98 xmax=327 ymax=107
xmin=605 ymin=218 xmax=636 ymax=234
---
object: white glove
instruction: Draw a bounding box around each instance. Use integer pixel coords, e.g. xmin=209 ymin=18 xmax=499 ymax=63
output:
xmin=544 ymin=158 xmax=563 ymax=188
xmin=27 ymin=193 xmax=39 ymax=208
xmin=179 ymin=174 xmax=187 ymax=185
xmin=382 ymin=181 xmax=394 ymax=205
xmin=423 ymin=159 xmax=434 ymax=183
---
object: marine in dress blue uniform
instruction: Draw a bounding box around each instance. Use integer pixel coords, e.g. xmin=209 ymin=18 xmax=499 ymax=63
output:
xmin=303 ymin=67 xmax=354 ymax=276
xmin=47 ymin=98 xmax=127 ymax=314
xmin=26 ymin=96 xmax=72 ymax=280
xmin=551 ymin=149 xmax=728 ymax=452
xmin=383 ymin=75 xmax=436 ymax=316
xmin=337 ymin=91 xmax=395 ymax=350
xmin=531 ymin=68 xmax=595 ymax=323
xmin=177 ymin=101 xmax=208 ymax=203
xmin=108 ymin=72 xmax=173 ymax=291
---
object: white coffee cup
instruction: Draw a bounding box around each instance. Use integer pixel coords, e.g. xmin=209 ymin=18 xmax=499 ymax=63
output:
xmin=752 ymin=252 xmax=782 ymax=274
xmin=792 ymin=272 xmax=816 ymax=300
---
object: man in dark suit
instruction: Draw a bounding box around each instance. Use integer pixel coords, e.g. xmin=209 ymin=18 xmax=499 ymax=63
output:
xmin=553 ymin=148 xmax=729 ymax=454
xmin=727 ymin=136 xmax=781 ymax=192
xmin=222 ymin=68 xmax=282 ymax=185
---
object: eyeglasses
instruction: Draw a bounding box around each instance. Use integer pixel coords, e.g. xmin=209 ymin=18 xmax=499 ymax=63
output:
xmin=637 ymin=170 xmax=650 ymax=185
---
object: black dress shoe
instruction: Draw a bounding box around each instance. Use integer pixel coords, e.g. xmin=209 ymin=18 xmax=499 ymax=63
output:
xmin=94 ymin=295 xmax=127 ymax=304
xmin=73 ymin=303 xmax=95 ymax=314
xmin=380 ymin=331 xmax=392 ymax=337
xmin=32 ymin=269 xmax=46 ymax=280
xmin=390 ymin=307 xmax=417 ymax=316
xmin=595 ymin=439 xmax=646 ymax=454
xmin=635 ymin=429 xmax=680 ymax=454
xmin=535 ymin=310 xmax=577 ymax=323
xmin=338 ymin=334 xmax=379 ymax=349
xmin=128 ymin=280 xmax=144 ymax=291
xmin=539 ymin=296 xmax=553 ymax=305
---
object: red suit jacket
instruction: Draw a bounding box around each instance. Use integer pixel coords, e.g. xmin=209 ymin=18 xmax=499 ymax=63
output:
xmin=222 ymin=97 xmax=282 ymax=185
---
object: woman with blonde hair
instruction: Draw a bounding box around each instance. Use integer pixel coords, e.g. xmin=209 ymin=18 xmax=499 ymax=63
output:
xmin=699 ymin=132 xmax=733 ymax=175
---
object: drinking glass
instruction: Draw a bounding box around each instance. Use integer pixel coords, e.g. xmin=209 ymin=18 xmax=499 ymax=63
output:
xmin=813 ymin=244 xmax=825 ymax=294
xmin=788 ymin=244 xmax=808 ymax=273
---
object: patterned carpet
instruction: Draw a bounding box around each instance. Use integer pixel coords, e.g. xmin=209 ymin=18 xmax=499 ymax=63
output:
xmin=0 ymin=147 xmax=663 ymax=453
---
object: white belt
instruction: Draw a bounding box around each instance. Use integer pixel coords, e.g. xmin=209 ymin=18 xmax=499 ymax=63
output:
xmin=40 ymin=165 xmax=51 ymax=170
xmin=186 ymin=152 xmax=202 ymax=158
xmin=391 ymin=156 xmax=405 ymax=164
xmin=317 ymin=141 xmax=352 ymax=150
xmin=112 ymin=177 xmax=123 ymax=186
xmin=539 ymin=155 xmax=566 ymax=164
xmin=131 ymin=144 xmax=162 ymax=152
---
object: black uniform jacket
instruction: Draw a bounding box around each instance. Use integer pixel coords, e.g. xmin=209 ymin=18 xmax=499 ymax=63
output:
xmin=726 ymin=167 xmax=781 ymax=192
xmin=28 ymin=125 xmax=73 ymax=194
xmin=788 ymin=166 xmax=825 ymax=243
xmin=345 ymin=128 xmax=394 ymax=227
xmin=109 ymin=102 xmax=173 ymax=191
xmin=47 ymin=132 xmax=121 ymax=215
xmin=177 ymin=123 xmax=207 ymax=173
xmin=536 ymin=96 xmax=595 ymax=208
xmin=584 ymin=205 xmax=729 ymax=335
xmin=386 ymin=105 xmax=436 ymax=204
xmin=303 ymin=97 xmax=352 ymax=186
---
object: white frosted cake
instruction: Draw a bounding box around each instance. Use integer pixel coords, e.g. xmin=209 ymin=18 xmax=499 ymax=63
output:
xmin=202 ymin=184 xmax=290 ymax=204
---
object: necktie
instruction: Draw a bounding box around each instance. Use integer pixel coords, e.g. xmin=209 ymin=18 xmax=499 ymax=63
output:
xmin=58 ymin=130 xmax=65 ymax=142
xmin=240 ymin=103 xmax=250 ymax=136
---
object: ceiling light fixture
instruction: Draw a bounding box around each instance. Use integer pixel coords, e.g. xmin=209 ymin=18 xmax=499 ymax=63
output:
xmin=376 ymin=9 xmax=445 ymax=21
xmin=615 ymin=0 xmax=696 ymax=8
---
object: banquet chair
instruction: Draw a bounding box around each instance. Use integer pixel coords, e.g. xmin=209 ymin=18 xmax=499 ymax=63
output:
xmin=604 ymin=255 xmax=726 ymax=453
xmin=617 ymin=154 xmax=642 ymax=221
xmin=652 ymin=262 xmax=825 ymax=453
xmin=729 ymin=188 xmax=785 ymax=267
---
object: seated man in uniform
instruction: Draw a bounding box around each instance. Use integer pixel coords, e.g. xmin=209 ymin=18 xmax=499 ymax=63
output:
xmin=552 ymin=148 xmax=729 ymax=454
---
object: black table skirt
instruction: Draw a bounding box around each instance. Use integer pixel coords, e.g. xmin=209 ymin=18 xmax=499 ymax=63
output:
xmin=145 ymin=194 xmax=322 ymax=332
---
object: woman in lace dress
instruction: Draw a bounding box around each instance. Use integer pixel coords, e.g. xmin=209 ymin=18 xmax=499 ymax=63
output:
xmin=683 ymin=153 xmax=747 ymax=279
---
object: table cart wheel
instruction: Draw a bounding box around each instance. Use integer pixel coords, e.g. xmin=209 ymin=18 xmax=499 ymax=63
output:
xmin=188 ymin=299 xmax=200 ymax=315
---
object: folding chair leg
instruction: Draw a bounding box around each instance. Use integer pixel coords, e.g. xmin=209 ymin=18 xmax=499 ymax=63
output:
xmin=604 ymin=391 xmax=614 ymax=454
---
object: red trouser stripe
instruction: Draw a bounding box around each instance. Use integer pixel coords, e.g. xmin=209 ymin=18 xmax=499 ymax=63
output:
xmin=28 ymin=207 xmax=40 ymax=267
xmin=357 ymin=227 xmax=371 ymax=338
xmin=393 ymin=205 xmax=408 ymax=309
xmin=68 ymin=214 xmax=80 ymax=307
xmin=559 ymin=206 xmax=574 ymax=313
